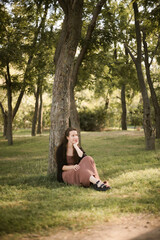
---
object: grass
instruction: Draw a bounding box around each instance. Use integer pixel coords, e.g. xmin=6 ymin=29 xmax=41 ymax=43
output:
xmin=0 ymin=130 xmax=160 ymax=239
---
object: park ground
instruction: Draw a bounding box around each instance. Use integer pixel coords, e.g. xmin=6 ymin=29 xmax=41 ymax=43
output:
xmin=0 ymin=130 xmax=160 ymax=240
xmin=2 ymin=214 xmax=160 ymax=240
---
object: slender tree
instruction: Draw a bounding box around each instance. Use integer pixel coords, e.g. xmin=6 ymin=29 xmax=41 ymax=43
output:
xmin=125 ymin=1 xmax=155 ymax=150
xmin=37 ymin=85 xmax=43 ymax=134
xmin=142 ymin=32 xmax=160 ymax=138
xmin=31 ymin=79 xmax=40 ymax=136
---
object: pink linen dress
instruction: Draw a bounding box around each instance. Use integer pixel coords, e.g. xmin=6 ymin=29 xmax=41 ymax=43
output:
xmin=62 ymin=155 xmax=100 ymax=187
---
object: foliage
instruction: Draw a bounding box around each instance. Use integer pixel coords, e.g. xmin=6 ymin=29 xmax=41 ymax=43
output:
xmin=0 ymin=130 xmax=160 ymax=239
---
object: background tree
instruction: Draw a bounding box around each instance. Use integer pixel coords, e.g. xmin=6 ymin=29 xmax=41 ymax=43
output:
xmin=125 ymin=1 xmax=155 ymax=150
xmin=31 ymin=31 xmax=55 ymax=136
xmin=141 ymin=0 xmax=160 ymax=138
xmin=0 ymin=0 xmax=51 ymax=144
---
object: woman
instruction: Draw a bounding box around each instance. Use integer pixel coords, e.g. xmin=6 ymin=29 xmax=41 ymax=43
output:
xmin=56 ymin=127 xmax=111 ymax=191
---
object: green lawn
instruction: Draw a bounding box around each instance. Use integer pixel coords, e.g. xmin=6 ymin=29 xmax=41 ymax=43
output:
xmin=0 ymin=130 xmax=160 ymax=239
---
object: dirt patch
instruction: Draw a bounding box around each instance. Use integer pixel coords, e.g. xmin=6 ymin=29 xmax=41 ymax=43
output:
xmin=19 ymin=214 xmax=160 ymax=240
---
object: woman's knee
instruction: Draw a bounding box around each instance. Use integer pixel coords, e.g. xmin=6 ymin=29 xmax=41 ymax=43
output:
xmin=82 ymin=156 xmax=94 ymax=164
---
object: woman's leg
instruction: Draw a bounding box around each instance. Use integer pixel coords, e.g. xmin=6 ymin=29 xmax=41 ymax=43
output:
xmin=78 ymin=156 xmax=110 ymax=190
xmin=89 ymin=175 xmax=110 ymax=191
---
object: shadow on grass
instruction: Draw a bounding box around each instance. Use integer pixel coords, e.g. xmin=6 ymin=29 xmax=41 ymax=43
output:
xmin=0 ymin=174 xmax=65 ymax=189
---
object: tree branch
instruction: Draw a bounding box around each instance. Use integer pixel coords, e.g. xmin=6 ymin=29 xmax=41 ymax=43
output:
xmin=124 ymin=43 xmax=137 ymax=65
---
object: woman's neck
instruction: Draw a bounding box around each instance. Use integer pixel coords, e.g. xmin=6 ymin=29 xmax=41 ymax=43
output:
xmin=67 ymin=142 xmax=73 ymax=149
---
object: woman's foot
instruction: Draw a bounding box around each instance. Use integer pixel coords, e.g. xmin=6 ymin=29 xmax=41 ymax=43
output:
xmin=103 ymin=180 xmax=111 ymax=187
xmin=92 ymin=180 xmax=111 ymax=191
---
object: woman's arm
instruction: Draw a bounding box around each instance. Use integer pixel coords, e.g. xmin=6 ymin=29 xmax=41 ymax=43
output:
xmin=62 ymin=164 xmax=80 ymax=171
xmin=73 ymin=143 xmax=84 ymax=157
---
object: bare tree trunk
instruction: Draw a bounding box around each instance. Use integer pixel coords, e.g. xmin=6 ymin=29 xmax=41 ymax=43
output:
xmin=32 ymin=84 xmax=40 ymax=136
xmin=143 ymin=31 xmax=160 ymax=139
xmin=37 ymin=86 xmax=43 ymax=134
xmin=121 ymin=84 xmax=127 ymax=130
xmin=48 ymin=0 xmax=83 ymax=176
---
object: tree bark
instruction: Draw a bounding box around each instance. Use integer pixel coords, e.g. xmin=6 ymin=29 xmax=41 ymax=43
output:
xmin=48 ymin=0 xmax=83 ymax=176
xmin=32 ymin=83 xmax=40 ymax=136
xmin=121 ymin=84 xmax=127 ymax=130
xmin=143 ymin=31 xmax=160 ymax=138
xmin=37 ymin=85 xmax=43 ymax=134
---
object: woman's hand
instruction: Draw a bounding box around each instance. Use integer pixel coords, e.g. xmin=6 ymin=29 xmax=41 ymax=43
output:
xmin=73 ymin=141 xmax=83 ymax=158
xmin=73 ymin=139 xmax=79 ymax=147
xmin=73 ymin=164 xmax=80 ymax=171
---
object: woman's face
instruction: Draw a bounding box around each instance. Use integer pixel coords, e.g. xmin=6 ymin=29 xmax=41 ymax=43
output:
xmin=67 ymin=130 xmax=79 ymax=145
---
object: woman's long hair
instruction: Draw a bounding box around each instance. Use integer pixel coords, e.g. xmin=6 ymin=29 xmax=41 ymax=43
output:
xmin=60 ymin=127 xmax=80 ymax=164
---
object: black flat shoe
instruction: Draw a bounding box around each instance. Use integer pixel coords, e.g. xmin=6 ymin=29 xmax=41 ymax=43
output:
xmin=92 ymin=180 xmax=111 ymax=191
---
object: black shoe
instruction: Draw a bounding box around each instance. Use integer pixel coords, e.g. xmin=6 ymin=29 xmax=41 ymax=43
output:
xmin=92 ymin=180 xmax=111 ymax=191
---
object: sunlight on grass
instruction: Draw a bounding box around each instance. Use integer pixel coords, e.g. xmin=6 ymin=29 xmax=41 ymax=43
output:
xmin=0 ymin=130 xmax=160 ymax=238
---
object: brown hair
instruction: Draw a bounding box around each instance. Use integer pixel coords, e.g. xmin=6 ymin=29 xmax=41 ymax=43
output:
xmin=60 ymin=127 xmax=79 ymax=163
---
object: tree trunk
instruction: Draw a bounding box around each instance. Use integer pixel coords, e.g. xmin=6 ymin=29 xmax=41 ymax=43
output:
xmin=133 ymin=2 xmax=155 ymax=150
xmin=126 ymin=2 xmax=155 ymax=150
xmin=3 ymin=111 xmax=7 ymax=137
xmin=6 ymin=64 xmax=13 ymax=145
xmin=32 ymin=84 xmax=40 ymax=136
xmin=37 ymin=86 xmax=43 ymax=134
xmin=0 ymin=103 xmax=8 ymax=137
xmin=143 ymin=31 xmax=160 ymax=139
xmin=121 ymin=84 xmax=127 ymax=130
xmin=69 ymin=0 xmax=106 ymax=136
xmin=48 ymin=0 xmax=83 ymax=176
xmin=135 ymin=63 xmax=155 ymax=149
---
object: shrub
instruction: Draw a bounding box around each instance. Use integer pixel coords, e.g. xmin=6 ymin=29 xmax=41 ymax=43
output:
xmin=79 ymin=107 xmax=107 ymax=131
